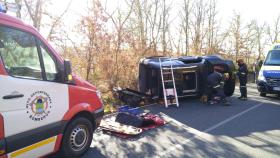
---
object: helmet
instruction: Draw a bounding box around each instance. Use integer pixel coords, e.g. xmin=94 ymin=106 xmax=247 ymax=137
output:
xmin=236 ymin=59 xmax=244 ymax=64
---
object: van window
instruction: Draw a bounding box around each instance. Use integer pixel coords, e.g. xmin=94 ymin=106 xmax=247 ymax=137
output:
xmin=264 ymin=50 xmax=280 ymax=66
xmin=0 ymin=26 xmax=42 ymax=80
xmin=40 ymin=44 xmax=58 ymax=81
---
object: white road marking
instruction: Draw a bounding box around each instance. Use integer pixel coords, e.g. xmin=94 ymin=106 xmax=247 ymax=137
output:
xmin=158 ymin=102 xmax=264 ymax=157
xmin=204 ymin=102 xmax=264 ymax=132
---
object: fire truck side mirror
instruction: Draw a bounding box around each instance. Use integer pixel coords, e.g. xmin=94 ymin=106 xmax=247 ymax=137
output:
xmin=64 ymin=60 xmax=73 ymax=83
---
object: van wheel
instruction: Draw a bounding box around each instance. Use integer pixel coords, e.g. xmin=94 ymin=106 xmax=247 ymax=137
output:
xmin=224 ymin=80 xmax=235 ymax=96
xmin=60 ymin=117 xmax=93 ymax=158
xmin=260 ymin=93 xmax=266 ymax=97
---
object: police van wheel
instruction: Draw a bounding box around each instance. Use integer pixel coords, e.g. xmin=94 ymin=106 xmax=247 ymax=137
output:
xmin=260 ymin=93 xmax=266 ymax=97
xmin=61 ymin=117 xmax=93 ymax=158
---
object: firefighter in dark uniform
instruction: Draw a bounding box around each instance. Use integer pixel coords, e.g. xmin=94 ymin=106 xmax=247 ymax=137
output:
xmin=206 ymin=67 xmax=228 ymax=104
xmin=236 ymin=59 xmax=248 ymax=100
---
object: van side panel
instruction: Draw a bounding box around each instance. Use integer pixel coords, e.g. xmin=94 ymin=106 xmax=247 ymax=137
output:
xmin=0 ymin=114 xmax=4 ymax=139
xmin=69 ymin=85 xmax=102 ymax=108
xmin=0 ymin=114 xmax=5 ymax=156
xmin=66 ymin=85 xmax=102 ymax=120
xmin=53 ymin=134 xmax=63 ymax=153
xmin=7 ymin=136 xmax=57 ymax=158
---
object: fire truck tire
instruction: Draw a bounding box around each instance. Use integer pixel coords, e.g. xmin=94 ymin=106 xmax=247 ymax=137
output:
xmin=60 ymin=117 xmax=94 ymax=158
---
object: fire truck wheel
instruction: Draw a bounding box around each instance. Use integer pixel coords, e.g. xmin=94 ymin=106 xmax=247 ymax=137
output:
xmin=61 ymin=117 xmax=94 ymax=158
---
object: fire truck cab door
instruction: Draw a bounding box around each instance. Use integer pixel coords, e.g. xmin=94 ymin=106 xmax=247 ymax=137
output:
xmin=0 ymin=25 xmax=68 ymax=156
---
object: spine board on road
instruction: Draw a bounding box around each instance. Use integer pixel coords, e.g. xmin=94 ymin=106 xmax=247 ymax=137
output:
xmin=99 ymin=116 xmax=143 ymax=135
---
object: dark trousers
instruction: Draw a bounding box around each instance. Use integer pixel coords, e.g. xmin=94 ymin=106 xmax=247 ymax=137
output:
xmin=239 ymin=79 xmax=247 ymax=97
xmin=206 ymin=85 xmax=225 ymax=100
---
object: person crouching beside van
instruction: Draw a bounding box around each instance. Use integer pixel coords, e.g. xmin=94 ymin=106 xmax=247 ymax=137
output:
xmin=206 ymin=67 xmax=229 ymax=105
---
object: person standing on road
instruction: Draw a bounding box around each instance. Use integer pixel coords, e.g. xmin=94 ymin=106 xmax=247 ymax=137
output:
xmin=236 ymin=59 xmax=248 ymax=100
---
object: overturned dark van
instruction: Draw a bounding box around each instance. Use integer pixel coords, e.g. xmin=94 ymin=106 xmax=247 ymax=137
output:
xmin=138 ymin=55 xmax=236 ymax=98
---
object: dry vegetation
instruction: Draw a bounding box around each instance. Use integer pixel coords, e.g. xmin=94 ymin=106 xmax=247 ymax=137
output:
xmin=14 ymin=0 xmax=280 ymax=104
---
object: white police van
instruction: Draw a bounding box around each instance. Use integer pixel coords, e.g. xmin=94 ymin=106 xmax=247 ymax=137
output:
xmin=257 ymin=44 xmax=280 ymax=96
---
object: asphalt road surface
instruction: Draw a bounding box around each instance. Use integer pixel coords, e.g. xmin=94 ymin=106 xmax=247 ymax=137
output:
xmin=54 ymin=84 xmax=280 ymax=158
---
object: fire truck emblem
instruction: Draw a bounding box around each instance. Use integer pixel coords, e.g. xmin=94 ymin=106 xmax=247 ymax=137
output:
xmin=26 ymin=91 xmax=52 ymax=121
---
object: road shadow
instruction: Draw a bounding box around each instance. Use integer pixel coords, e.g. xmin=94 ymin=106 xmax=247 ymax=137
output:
xmin=82 ymin=147 xmax=107 ymax=158
xmin=52 ymin=87 xmax=280 ymax=158
xmin=87 ymin=118 xmax=256 ymax=158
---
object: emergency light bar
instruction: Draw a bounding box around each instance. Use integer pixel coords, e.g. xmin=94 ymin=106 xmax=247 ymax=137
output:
xmin=0 ymin=1 xmax=21 ymax=13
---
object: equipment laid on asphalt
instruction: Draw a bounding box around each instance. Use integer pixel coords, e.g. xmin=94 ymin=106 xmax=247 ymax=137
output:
xmin=139 ymin=55 xmax=236 ymax=99
xmin=159 ymin=57 xmax=179 ymax=108
xmin=99 ymin=108 xmax=166 ymax=139
xmin=118 ymin=105 xmax=141 ymax=115
xmin=100 ymin=114 xmax=143 ymax=136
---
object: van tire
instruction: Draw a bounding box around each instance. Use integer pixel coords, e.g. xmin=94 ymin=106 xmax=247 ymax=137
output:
xmin=224 ymin=79 xmax=235 ymax=96
xmin=60 ymin=117 xmax=93 ymax=158
xmin=260 ymin=93 xmax=266 ymax=97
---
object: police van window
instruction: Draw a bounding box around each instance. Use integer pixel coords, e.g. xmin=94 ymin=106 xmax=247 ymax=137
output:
xmin=0 ymin=26 xmax=42 ymax=80
xmin=40 ymin=44 xmax=58 ymax=81
xmin=264 ymin=50 xmax=280 ymax=66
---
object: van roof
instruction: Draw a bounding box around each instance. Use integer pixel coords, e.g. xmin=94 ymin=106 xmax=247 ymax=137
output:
xmin=0 ymin=12 xmax=36 ymax=32
xmin=0 ymin=12 xmax=24 ymax=25
xmin=273 ymin=44 xmax=280 ymax=50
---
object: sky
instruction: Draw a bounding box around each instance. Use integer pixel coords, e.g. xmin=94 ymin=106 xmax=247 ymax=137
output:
xmin=50 ymin=0 xmax=280 ymax=24
xmin=62 ymin=0 xmax=280 ymax=25
xmin=3 ymin=0 xmax=280 ymax=54
xmin=39 ymin=0 xmax=280 ymax=54
xmin=217 ymin=0 xmax=280 ymax=26
xmin=4 ymin=0 xmax=280 ymax=31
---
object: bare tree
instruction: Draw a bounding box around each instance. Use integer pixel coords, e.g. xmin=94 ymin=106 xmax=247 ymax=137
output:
xmin=105 ymin=0 xmax=135 ymax=87
xmin=19 ymin=0 xmax=72 ymax=42
xmin=180 ymin=0 xmax=192 ymax=55
xmin=134 ymin=0 xmax=147 ymax=51
xmin=206 ymin=0 xmax=218 ymax=55
xmin=129 ymin=0 xmax=165 ymax=55
xmin=145 ymin=0 xmax=161 ymax=54
xmin=226 ymin=15 xmax=259 ymax=63
xmin=229 ymin=13 xmax=242 ymax=61
xmin=242 ymin=21 xmax=256 ymax=63
xmin=160 ymin=0 xmax=171 ymax=55
xmin=190 ymin=0 xmax=207 ymax=55
xmin=253 ymin=21 xmax=268 ymax=60
xmin=78 ymin=0 xmax=109 ymax=81
xmin=23 ymin=0 xmax=48 ymax=31
xmin=15 ymin=0 xmax=22 ymax=18
xmin=45 ymin=0 xmax=73 ymax=41
xmin=267 ymin=14 xmax=280 ymax=44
